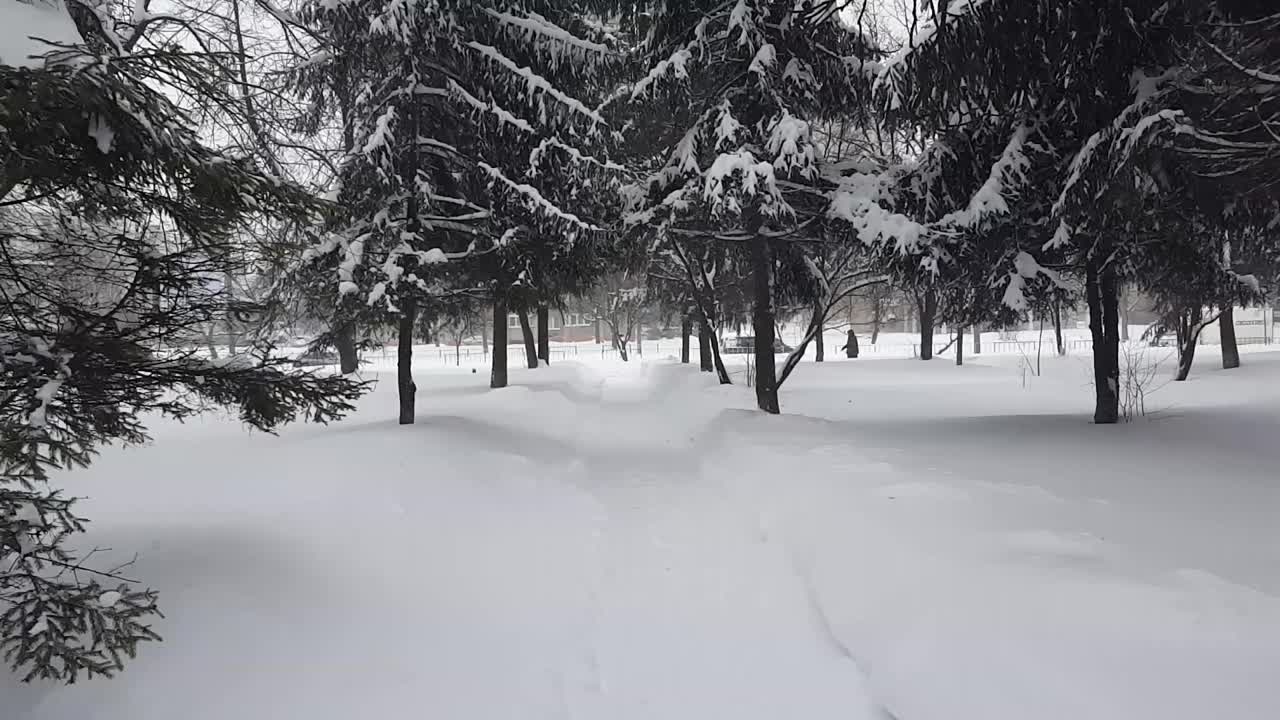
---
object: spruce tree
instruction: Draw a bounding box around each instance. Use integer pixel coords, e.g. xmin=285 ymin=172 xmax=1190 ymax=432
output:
xmin=1 ymin=4 xmax=365 ymax=682
xmin=293 ymin=1 xmax=623 ymax=411
xmin=619 ymin=0 xmax=878 ymax=413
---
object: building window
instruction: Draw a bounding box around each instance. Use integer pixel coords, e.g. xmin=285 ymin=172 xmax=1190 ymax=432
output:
xmin=508 ymin=314 xmax=520 ymax=329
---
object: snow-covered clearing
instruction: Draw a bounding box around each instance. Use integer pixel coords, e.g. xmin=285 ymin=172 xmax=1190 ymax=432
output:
xmin=5 ymin=349 xmax=1280 ymax=720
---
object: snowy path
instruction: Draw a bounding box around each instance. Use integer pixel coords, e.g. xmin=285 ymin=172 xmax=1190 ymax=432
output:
xmin=8 ymin=363 xmax=887 ymax=720
xmin=561 ymin=463 xmax=884 ymax=720
xmin=6 ymin=357 xmax=1280 ymax=720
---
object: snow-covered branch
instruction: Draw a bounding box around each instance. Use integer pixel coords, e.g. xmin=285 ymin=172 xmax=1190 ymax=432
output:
xmin=478 ymin=161 xmax=601 ymax=232
xmin=465 ymin=41 xmax=607 ymax=126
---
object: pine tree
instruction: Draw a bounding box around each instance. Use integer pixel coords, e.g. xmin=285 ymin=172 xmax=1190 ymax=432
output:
xmin=1 ymin=4 xmax=365 ymax=682
xmin=293 ymin=1 xmax=623 ymax=412
xmin=867 ymin=0 xmax=1279 ymax=421
xmin=619 ymin=0 xmax=878 ymax=413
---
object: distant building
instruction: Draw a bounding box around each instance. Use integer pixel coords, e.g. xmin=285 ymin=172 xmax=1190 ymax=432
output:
xmin=504 ymin=305 xmax=598 ymax=344
xmin=1198 ymin=306 xmax=1277 ymax=345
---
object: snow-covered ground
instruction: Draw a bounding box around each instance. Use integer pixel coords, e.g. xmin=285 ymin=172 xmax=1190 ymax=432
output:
xmin=5 ymin=348 xmax=1280 ymax=720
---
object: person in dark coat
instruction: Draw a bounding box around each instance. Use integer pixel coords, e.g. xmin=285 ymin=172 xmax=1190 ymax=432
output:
xmin=840 ymin=329 xmax=859 ymax=358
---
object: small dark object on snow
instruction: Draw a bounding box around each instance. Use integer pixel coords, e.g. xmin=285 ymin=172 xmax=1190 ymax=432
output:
xmin=471 ymin=368 xmax=476 ymax=373
xmin=840 ymin=330 xmax=860 ymax=359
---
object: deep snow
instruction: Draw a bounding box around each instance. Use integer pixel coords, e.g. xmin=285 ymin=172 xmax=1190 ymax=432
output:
xmin=4 ymin=348 xmax=1280 ymax=720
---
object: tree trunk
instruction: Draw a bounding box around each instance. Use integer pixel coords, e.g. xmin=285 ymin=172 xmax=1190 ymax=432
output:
xmin=870 ymin=299 xmax=882 ymax=344
xmin=1220 ymin=307 xmax=1240 ymax=370
xmin=973 ymin=326 xmax=982 ymax=354
xmin=1053 ymin=297 xmax=1065 ymax=356
xmin=594 ymin=318 xmax=601 ymax=344
xmin=491 ymin=299 xmax=508 ymax=388
xmin=777 ymin=306 xmax=827 ymax=388
xmin=614 ymin=330 xmax=629 ymax=362
xmin=750 ymin=234 xmax=780 ymax=414
xmin=335 ymin=322 xmax=358 ymax=374
xmin=1120 ymin=288 xmax=1131 ymax=342
xmin=1175 ymin=340 xmax=1198 ymax=381
xmin=709 ymin=329 xmax=731 ymax=384
xmin=681 ymin=314 xmax=692 ymax=364
xmin=518 ymin=309 xmax=538 ymax=369
xmin=205 ymin=323 xmax=219 ymax=360
xmin=1086 ymin=258 xmax=1120 ymax=424
xmin=813 ymin=301 xmax=825 ymax=362
xmin=481 ymin=311 xmax=489 ymax=355
xmin=1174 ymin=307 xmax=1204 ymax=382
xmin=956 ymin=326 xmax=965 ymax=366
xmin=918 ymin=289 xmax=937 ymax=360
xmin=397 ymin=298 xmax=417 ymax=425
xmin=536 ymin=306 xmax=550 ymax=363
xmin=698 ymin=319 xmax=714 ymax=372
xmin=635 ymin=321 xmax=643 ymax=357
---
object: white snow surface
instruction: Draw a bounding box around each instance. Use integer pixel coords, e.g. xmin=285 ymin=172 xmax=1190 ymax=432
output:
xmin=4 ymin=350 xmax=1280 ymax=720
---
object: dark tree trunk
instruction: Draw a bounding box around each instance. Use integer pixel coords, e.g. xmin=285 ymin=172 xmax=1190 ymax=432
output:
xmin=536 ymin=306 xmax=550 ymax=363
xmin=813 ymin=301 xmax=825 ymax=362
xmin=681 ymin=314 xmax=692 ymax=364
xmin=1175 ymin=337 xmax=1198 ymax=381
xmin=973 ymin=326 xmax=982 ymax=354
xmin=918 ymin=289 xmax=937 ymax=360
xmin=870 ymin=300 xmax=882 ymax=345
xmin=491 ymin=299 xmax=508 ymax=388
xmin=1086 ymin=258 xmax=1120 ymax=424
xmin=709 ymin=329 xmax=731 ymax=384
xmin=1220 ymin=307 xmax=1240 ymax=370
xmin=750 ymin=234 xmax=779 ymax=414
xmin=1053 ymin=297 xmax=1065 ymax=356
xmin=635 ymin=321 xmax=643 ymax=357
xmin=594 ymin=318 xmax=601 ymax=344
xmin=1174 ymin=307 xmax=1203 ymax=382
xmin=698 ymin=319 xmax=713 ymax=372
xmin=397 ymin=298 xmax=417 ymax=425
xmin=956 ymin=326 xmax=965 ymax=366
xmin=335 ymin=322 xmax=358 ymax=374
xmin=481 ymin=312 xmax=489 ymax=355
xmin=777 ymin=308 xmax=827 ymax=388
xmin=518 ymin=309 xmax=538 ymax=369
xmin=614 ymin=330 xmax=629 ymax=362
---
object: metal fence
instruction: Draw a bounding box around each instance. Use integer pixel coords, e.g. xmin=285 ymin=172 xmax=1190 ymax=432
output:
xmin=363 ymin=330 xmax=1278 ymax=368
